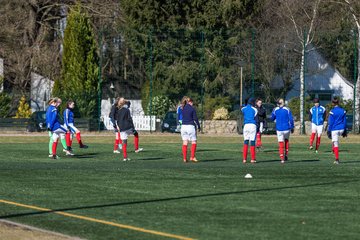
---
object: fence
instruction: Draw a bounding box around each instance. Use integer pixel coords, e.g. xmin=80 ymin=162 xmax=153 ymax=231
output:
xmin=102 ymin=115 xmax=156 ymax=131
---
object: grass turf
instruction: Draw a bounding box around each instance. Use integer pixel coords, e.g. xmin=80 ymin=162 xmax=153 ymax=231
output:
xmin=0 ymin=134 xmax=359 ymax=240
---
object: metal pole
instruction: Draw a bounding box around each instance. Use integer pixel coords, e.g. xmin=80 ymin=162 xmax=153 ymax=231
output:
xmin=149 ymin=29 xmax=153 ymax=133
xmin=97 ymin=29 xmax=103 ymax=131
xmin=200 ymin=30 xmax=205 ymax=132
xmin=240 ymin=66 xmax=243 ymax=106
xmin=353 ymin=29 xmax=358 ymax=133
xmin=251 ymin=29 xmax=255 ymax=97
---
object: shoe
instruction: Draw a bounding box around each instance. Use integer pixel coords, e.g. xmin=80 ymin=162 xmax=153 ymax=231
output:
xmin=135 ymin=148 xmax=143 ymax=153
xmin=48 ymin=154 xmax=53 ymax=158
xmin=285 ymin=155 xmax=288 ymax=161
xmin=52 ymin=155 xmax=60 ymax=159
xmin=334 ymin=160 xmax=340 ymax=164
xmin=62 ymin=149 xmax=67 ymax=153
xmin=309 ymin=146 xmax=313 ymax=150
xmin=113 ymin=150 xmax=121 ymax=154
xmin=66 ymin=150 xmax=74 ymax=156
xmin=80 ymin=144 xmax=88 ymax=149
xmin=251 ymin=160 xmax=256 ymax=164
xmin=315 ymin=150 xmax=318 ymax=154
xmin=123 ymin=158 xmax=131 ymax=162
xmin=118 ymin=144 xmax=123 ymax=150
xmin=281 ymin=160 xmax=285 ymax=164
xmin=190 ymin=158 xmax=198 ymax=163
xmin=183 ymin=159 xmax=187 ymax=163
xmin=242 ymin=160 xmax=247 ymax=164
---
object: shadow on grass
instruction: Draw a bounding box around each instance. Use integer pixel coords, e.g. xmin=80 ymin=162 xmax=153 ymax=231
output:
xmin=1 ymin=179 xmax=359 ymax=219
xmin=73 ymin=153 xmax=99 ymax=159
xmin=196 ymin=149 xmax=219 ymax=153
xmin=200 ymin=158 xmax=234 ymax=162
xmin=137 ymin=157 xmax=165 ymax=161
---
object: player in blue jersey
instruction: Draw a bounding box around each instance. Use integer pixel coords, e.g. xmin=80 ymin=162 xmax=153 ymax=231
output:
xmin=241 ymin=97 xmax=258 ymax=163
xmin=309 ymin=98 xmax=326 ymax=153
xmin=270 ymin=98 xmax=294 ymax=163
xmin=46 ymin=97 xmax=72 ymax=159
xmin=63 ymin=100 xmax=88 ymax=149
xmin=327 ymin=97 xmax=347 ymax=164
xmin=181 ymin=96 xmax=201 ymax=163
xmin=176 ymin=103 xmax=183 ymax=132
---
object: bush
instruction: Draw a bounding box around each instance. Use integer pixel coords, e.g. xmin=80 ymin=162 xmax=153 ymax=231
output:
xmin=14 ymin=96 xmax=32 ymax=118
xmin=146 ymin=95 xmax=171 ymax=118
xmin=213 ymin=107 xmax=229 ymax=120
xmin=202 ymin=96 xmax=231 ymax=120
xmin=229 ymin=109 xmax=241 ymax=120
xmin=325 ymin=98 xmax=353 ymax=114
xmin=0 ymin=93 xmax=11 ymax=118
xmin=287 ymin=96 xmax=312 ymax=121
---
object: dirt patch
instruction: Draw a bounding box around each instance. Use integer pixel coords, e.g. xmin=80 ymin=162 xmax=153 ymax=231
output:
xmin=0 ymin=220 xmax=83 ymax=240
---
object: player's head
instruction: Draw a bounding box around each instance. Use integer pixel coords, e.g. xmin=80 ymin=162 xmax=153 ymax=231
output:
xmin=332 ymin=96 xmax=339 ymax=106
xmin=67 ymin=100 xmax=75 ymax=109
xmin=247 ymin=97 xmax=255 ymax=106
xmin=181 ymin=96 xmax=189 ymax=107
xmin=126 ymin=100 xmax=131 ymax=108
xmin=48 ymin=98 xmax=56 ymax=105
xmin=188 ymin=97 xmax=194 ymax=106
xmin=313 ymin=98 xmax=320 ymax=106
xmin=256 ymin=98 xmax=262 ymax=107
xmin=54 ymin=98 xmax=62 ymax=107
xmin=277 ymin=98 xmax=284 ymax=107
xmin=117 ymin=97 xmax=126 ymax=108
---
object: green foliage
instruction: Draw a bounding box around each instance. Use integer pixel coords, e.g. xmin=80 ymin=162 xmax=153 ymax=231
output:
xmin=54 ymin=3 xmax=98 ymax=118
xmin=0 ymin=92 xmax=11 ymax=118
xmin=202 ymin=96 xmax=231 ymax=120
xmin=213 ymin=107 xmax=229 ymax=120
xmin=325 ymin=98 xmax=353 ymax=114
xmin=146 ymin=95 xmax=171 ymax=118
xmin=287 ymin=96 xmax=313 ymax=121
xmin=229 ymin=109 xmax=241 ymax=120
xmin=14 ymin=96 xmax=32 ymax=118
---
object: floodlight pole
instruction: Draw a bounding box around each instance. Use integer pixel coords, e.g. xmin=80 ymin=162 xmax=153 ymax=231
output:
xmin=353 ymin=29 xmax=358 ymax=133
xmin=97 ymin=28 xmax=103 ymax=132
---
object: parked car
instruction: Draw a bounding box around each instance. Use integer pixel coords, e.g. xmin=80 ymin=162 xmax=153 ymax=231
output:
xmin=161 ymin=111 xmax=180 ymax=133
xmin=26 ymin=111 xmax=47 ymax=132
xmin=236 ymin=103 xmax=276 ymax=135
xmin=346 ymin=114 xmax=353 ymax=131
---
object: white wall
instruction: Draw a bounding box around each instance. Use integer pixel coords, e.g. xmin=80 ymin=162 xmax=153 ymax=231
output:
xmin=30 ymin=72 xmax=54 ymax=112
xmin=101 ymin=98 xmax=145 ymax=118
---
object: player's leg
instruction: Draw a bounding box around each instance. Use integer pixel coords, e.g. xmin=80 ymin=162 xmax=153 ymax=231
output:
xmin=309 ymin=123 xmax=316 ymax=150
xmin=114 ymin=131 xmax=120 ymax=153
xmin=60 ymin=133 xmax=67 ymax=150
xmin=120 ymin=131 xmax=129 ymax=161
xmin=134 ymin=130 xmax=143 ymax=153
xmin=48 ymin=131 xmax=53 ymax=157
xmin=332 ymin=130 xmax=342 ymax=164
xmin=277 ymin=131 xmax=285 ymax=163
xmin=256 ymin=122 xmax=263 ymax=149
xmin=51 ymin=132 xmax=60 ymax=159
xmin=249 ymin=124 xmax=257 ymax=163
xmin=181 ymin=125 xmax=189 ymax=163
xmin=284 ymin=131 xmax=290 ymax=161
xmin=189 ymin=126 xmax=198 ymax=162
xmin=243 ymin=124 xmax=250 ymax=163
xmin=315 ymin=125 xmax=323 ymax=152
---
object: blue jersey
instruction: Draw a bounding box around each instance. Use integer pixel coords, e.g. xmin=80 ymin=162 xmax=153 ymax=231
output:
xmin=182 ymin=104 xmax=200 ymax=129
xmin=309 ymin=105 xmax=326 ymax=126
xmin=241 ymin=104 xmax=258 ymax=125
xmin=328 ymin=106 xmax=346 ymax=131
xmin=46 ymin=105 xmax=62 ymax=131
xmin=271 ymin=106 xmax=294 ymax=131
xmin=63 ymin=108 xmax=74 ymax=126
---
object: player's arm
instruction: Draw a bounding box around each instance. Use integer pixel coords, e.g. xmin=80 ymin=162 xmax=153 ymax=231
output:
xmin=192 ymin=108 xmax=201 ymax=131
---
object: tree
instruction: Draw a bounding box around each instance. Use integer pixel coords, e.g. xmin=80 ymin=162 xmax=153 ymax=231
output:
xmin=53 ymin=3 xmax=99 ymax=118
xmin=14 ymin=96 xmax=32 ymax=118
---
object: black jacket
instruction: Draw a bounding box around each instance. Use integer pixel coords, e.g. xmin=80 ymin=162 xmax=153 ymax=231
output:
xmin=109 ymin=104 xmax=118 ymax=126
xmin=256 ymin=105 xmax=267 ymax=125
xmin=115 ymin=107 xmax=135 ymax=131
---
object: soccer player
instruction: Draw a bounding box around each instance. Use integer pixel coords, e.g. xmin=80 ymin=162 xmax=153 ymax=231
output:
xmin=270 ymin=98 xmax=294 ymax=163
xmin=176 ymin=102 xmax=183 ymax=132
xmin=63 ymin=100 xmax=88 ymax=149
xmin=124 ymin=100 xmax=143 ymax=153
xmin=109 ymin=97 xmax=122 ymax=153
xmin=255 ymin=98 xmax=266 ymax=151
xmin=309 ymin=98 xmax=326 ymax=153
xmin=115 ymin=98 xmax=142 ymax=161
xmin=327 ymin=97 xmax=347 ymax=164
xmin=241 ymin=98 xmax=258 ymax=163
xmin=181 ymin=97 xmax=201 ymax=163
xmin=46 ymin=98 xmax=72 ymax=159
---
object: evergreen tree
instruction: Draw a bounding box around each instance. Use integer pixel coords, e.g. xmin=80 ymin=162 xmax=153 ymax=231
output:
xmin=15 ymin=96 xmax=32 ymax=118
xmin=53 ymin=3 xmax=99 ymax=118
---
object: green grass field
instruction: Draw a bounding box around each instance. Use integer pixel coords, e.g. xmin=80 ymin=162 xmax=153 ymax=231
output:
xmin=0 ymin=134 xmax=359 ymax=240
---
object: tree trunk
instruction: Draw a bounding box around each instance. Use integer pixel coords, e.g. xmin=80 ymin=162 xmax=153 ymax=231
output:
xmin=355 ymin=29 xmax=360 ymax=133
xmin=300 ymin=50 xmax=305 ymax=134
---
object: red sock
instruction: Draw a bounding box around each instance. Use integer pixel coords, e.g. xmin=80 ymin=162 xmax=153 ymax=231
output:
xmin=65 ymin=132 xmax=71 ymax=149
xmin=182 ymin=145 xmax=187 ymax=160
xmin=250 ymin=146 xmax=256 ymax=160
xmin=243 ymin=144 xmax=248 ymax=160
xmin=76 ymin=132 xmax=83 ymax=146
xmin=256 ymin=132 xmax=261 ymax=147
xmin=114 ymin=139 xmax=119 ymax=151
xmin=279 ymin=142 xmax=284 ymax=160
xmin=334 ymin=147 xmax=339 ymax=160
xmin=134 ymin=134 xmax=139 ymax=150
xmin=122 ymin=143 xmax=127 ymax=159
xmin=310 ymin=133 xmax=316 ymax=146
xmin=285 ymin=139 xmax=289 ymax=156
xmin=52 ymin=141 xmax=58 ymax=155
xmin=316 ymin=136 xmax=321 ymax=150
xmin=191 ymin=143 xmax=197 ymax=159
xmin=119 ymin=138 xmax=123 ymax=144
